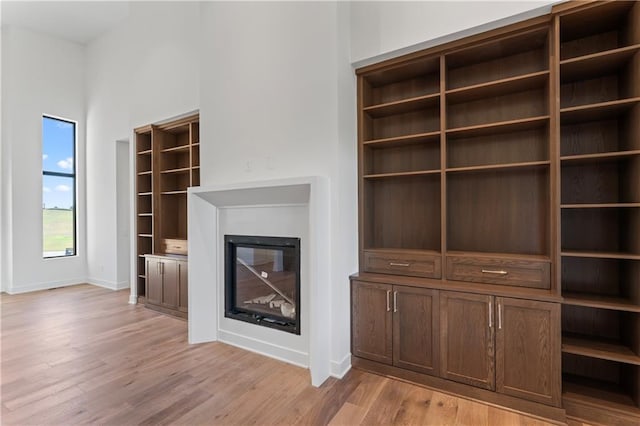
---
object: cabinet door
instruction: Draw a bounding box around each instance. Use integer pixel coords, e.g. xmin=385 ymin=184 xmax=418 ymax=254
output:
xmin=393 ymin=286 xmax=439 ymax=376
xmin=146 ymin=258 xmax=162 ymax=306
xmin=177 ymin=260 xmax=188 ymax=313
xmin=161 ymin=260 xmax=178 ymax=309
xmin=495 ymin=297 xmax=561 ymax=406
xmin=351 ymin=280 xmax=392 ymax=365
xmin=440 ymin=291 xmax=495 ymax=390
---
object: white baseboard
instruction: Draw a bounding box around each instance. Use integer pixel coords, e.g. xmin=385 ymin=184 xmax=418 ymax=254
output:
xmin=331 ymin=353 xmax=352 ymax=379
xmin=5 ymin=278 xmax=86 ymax=294
xmin=87 ymin=278 xmax=129 ymax=291
xmin=129 ymin=293 xmax=137 ymax=304
xmin=218 ymin=329 xmax=309 ymax=369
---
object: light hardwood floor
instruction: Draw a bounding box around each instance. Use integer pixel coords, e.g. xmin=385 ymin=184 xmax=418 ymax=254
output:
xmin=1 ymin=284 xmax=575 ymax=425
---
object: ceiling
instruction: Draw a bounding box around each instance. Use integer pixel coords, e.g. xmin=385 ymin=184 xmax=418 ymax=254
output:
xmin=1 ymin=1 xmax=130 ymax=45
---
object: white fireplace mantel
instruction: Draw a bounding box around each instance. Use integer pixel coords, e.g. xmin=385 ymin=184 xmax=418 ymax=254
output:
xmin=187 ymin=176 xmax=331 ymax=386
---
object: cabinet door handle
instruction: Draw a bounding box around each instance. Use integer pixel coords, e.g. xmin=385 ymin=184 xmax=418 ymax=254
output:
xmin=498 ymin=302 xmax=502 ymax=330
xmin=389 ymin=262 xmax=410 ymax=267
xmin=482 ymin=269 xmax=508 ymax=275
xmin=393 ymin=291 xmax=398 ymax=313
xmin=386 ymin=290 xmax=391 ymax=312
xmin=488 ymin=300 xmax=493 ymax=328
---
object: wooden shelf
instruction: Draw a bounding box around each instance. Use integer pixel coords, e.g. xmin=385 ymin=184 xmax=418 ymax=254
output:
xmin=561 ymin=251 xmax=640 ymax=261
xmin=560 ymin=150 xmax=640 ymax=164
xmin=137 ymin=213 xmax=152 ymax=217
xmin=192 ymin=165 xmax=200 ymax=170
xmin=160 ymin=167 xmax=190 ymax=174
xmin=137 ymin=192 xmax=152 ymax=196
xmin=138 ymin=234 xmax=153 ymax=238
xmin=563 ymin=375 xmax=640 ymax=414
xmin=562 ymin=293 xmax=640 ymax=313
xmin=161 ymin=145 xmax=190 ymax=153
xmin=561 ymin=203 xmax=640 ymax=209
xmin=446 ymin=116 xmax=549 ymax=139
xmin=446 ymin=71 xmax=549 ymax=103
xmin=137 ymin=149 xmax=152 ymax=155
xmin=138 ymin=275 xmax=146 ymax=279
xmin=560 ymin=97 xmax=640 ymax=124
xmin=137 ymin=170 xmax=152 ymax=176
xmin=560 ymin=44 xmax=640 ymax=82
xmin=363 ymin=170 xmax=440 ymax=179
xmin=160 ymin=190 xmax=188 ymax=195
xmin=446 ymin=160 xmax=549 ymax=174
xmin=362 ymin=56 xmax=440 ymax=87
xmin=562 ymin=335 xmax=640 ymax=366
xmin=363 ymin=131 xmax=440 ymax=147
xmin=363 ymin=93 xmax=440 ymax=118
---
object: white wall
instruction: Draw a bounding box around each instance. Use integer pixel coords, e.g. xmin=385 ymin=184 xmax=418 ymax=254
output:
xmin=350 ymin=1 xmax=557 ymax=66
xmin=1 ymin=26 xmax=87 ymax=293
xmin=85 ymin=1 xmax=200 ymax=289
xmin=200 ymin=1 xmax=357 ymax=377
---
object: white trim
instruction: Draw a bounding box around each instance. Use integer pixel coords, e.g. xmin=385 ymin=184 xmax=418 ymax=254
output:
xmin=218 ymin=329 xmax=309 ymax=369
xmin=188 ymin=176 xmax=332 ymax=387
xmin=87 ymin=277 xmax=129 ymax=291
xmin=331 ymin=353 xmax=352 ymax=379
xmin=5 ymin=278 xmax=85 ymax=294
xmin=129 ymin=294 xmax=138 ymax=304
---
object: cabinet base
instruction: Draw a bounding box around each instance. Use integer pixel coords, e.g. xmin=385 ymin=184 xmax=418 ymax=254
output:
xmin=145 ymin=303 xmax=187 ymax=320
xmin=352 ymin=356 xmax=566 ymax=425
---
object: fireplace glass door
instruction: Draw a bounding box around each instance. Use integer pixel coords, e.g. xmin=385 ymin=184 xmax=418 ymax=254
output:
xmin=225 ymin=235 xmax=300 ymax=334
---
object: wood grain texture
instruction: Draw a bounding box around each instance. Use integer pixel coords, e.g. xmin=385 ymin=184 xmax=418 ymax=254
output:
xmin=393 ymin=286 xmax=439 ymax=376
xmin=495 ymin=298 xmax=561 ymax=406
xmin=440 ymin=291 xmax=495 ymax=391
xmin=1 ymin=284 xmax=567 ymax=426
xmin=351 ymin=280 xmax=393 ymax=364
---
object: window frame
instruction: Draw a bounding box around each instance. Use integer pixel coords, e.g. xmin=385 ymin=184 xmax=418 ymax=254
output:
xmin=42 ymin=114 xmax=77 ymax=259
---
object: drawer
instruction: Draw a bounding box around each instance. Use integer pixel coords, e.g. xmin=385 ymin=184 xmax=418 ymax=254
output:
xmin=161 ymin=238 xmax=187 ymax=255
xmin=364 ymin=250 xmax=442 ymax=279
xmin=446 ymin=255 xmax=550 ymax=289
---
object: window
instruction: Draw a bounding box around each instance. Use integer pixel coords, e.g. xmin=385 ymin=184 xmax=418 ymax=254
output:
xmin=42 ymin=116 xmax=76 ymax=258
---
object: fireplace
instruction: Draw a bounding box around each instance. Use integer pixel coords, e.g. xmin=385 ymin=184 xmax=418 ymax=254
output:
xmin=224 ymin=235 xmax=301 ymax=335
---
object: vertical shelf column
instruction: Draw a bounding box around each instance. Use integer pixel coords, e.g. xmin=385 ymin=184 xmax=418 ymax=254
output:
xmin=557 ymin=1 xmax=640 ymax=421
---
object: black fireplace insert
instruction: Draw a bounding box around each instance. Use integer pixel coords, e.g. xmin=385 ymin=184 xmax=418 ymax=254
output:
xmin=224 ymin=235 xmax=301 ymax=334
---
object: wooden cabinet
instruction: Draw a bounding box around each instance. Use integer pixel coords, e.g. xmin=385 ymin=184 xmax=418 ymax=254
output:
xmin=352 ymin=281 xmax=439 ymax=376
xmin=177 ymin=260 xmax=188 ymax=313
xmin=440 ymin=291 xmax=561 ymax=403
xmin=135 ymin=114 xmax=199 ymax=317
xmin=351 ymin=2 xmax=639 ymax=423
xmin=495 ymin=297 xmax=561 ymax=406
xmin=351 ymin=281 xmax=392 ymax=364
xmin=440 ymin=291 xmax=495 ymax=390
xmin=393 ymin=286 xmax=439 ymax=376
xmin=145 ymin=255 xmax=187 ymax=319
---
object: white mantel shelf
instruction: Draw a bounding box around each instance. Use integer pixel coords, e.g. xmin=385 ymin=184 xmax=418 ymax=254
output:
xmin=187 ymin=176 xmax=331 ymax=387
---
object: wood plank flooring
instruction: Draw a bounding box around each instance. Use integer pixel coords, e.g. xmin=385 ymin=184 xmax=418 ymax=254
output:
xmin=1 ymin=284 xmax=571 ymax=425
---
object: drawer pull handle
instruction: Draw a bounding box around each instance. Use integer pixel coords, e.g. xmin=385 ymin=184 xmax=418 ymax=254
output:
xmin=389 ymin=262 xmax=410 ymax=267
xmin=482 ymin=269 xmax=508 ymax=275
xmin=386 ymin=290 xmax=391 ymax=312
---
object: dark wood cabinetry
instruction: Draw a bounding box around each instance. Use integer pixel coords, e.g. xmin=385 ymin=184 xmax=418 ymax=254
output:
xmin=351 ymin=281 xmax=392 ymax=364
xmin=145 ymin=255 xmax=187 ymax=319
xmin=440 ymin=291 xmax=495 ymax=390
xmin=351 ymin=2 xmax=639 ymax=424
xmin=495 ymin=297 xmax=561 ymax=406
xmin=351 ymin=281 xmax=439 ymax=376
xmin=135 ymin=114 xmax=199 ymax=318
